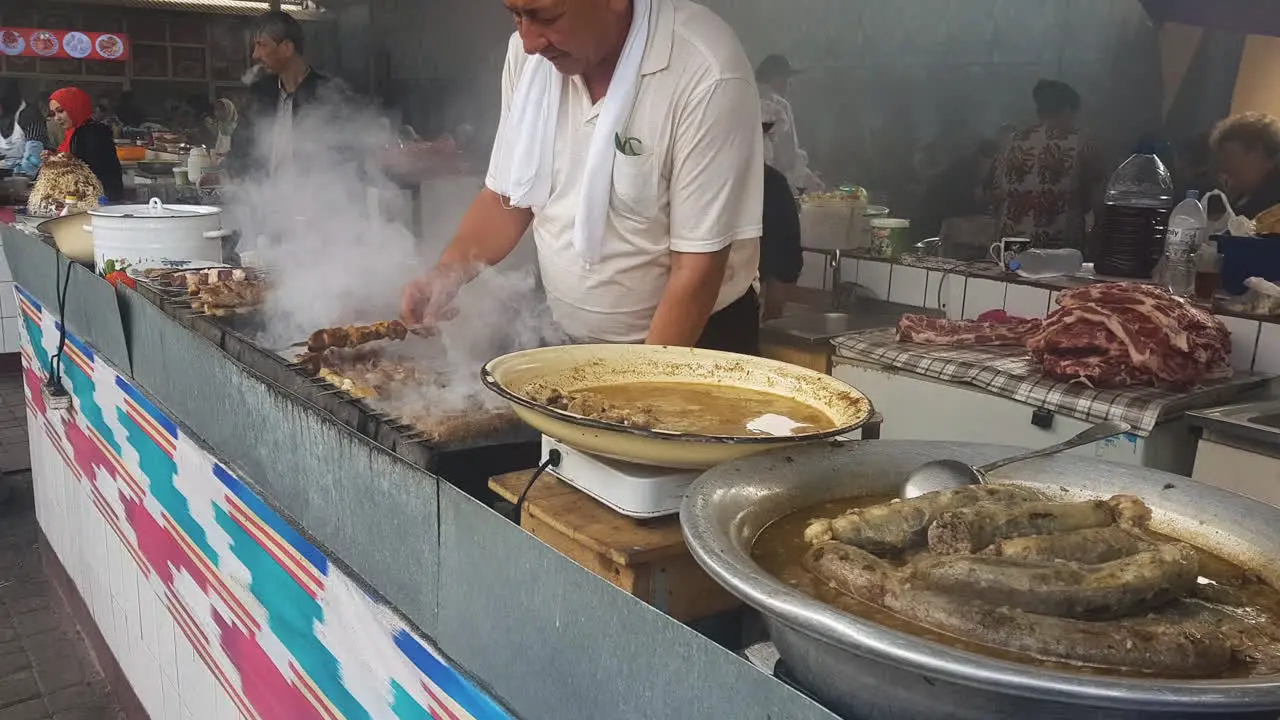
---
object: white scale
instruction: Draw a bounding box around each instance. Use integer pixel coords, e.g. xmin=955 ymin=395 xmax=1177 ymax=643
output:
xmin=540 ymin=435 xmax=702 ymax=519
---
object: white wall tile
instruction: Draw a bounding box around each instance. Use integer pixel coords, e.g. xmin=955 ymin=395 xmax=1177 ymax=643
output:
xmin=1003 ymin=284 xmax=1051 ymax=319
xmin=0 ymin=247 xmax=12 ymax=281
xmin=163 ymin=677 xmax=182 ymax=720
xmin=924 ymin=271 xmax=948 ymax=310
xmin=157 ymin=594 xmax=180 ymax=688
xmin=839 ymin=257 xmax=859 ymax=287
xmin=946 ymin=274 xmax=967 ymax=320
xmin=1254 ymin=322 xmax=1280 ymax=376
xmin=122 ymin=563 xmax=142 ymax=650
xmin=132 ymin=591 xmax=164 ymax=720
xmin=1217 ymin=316 xmax=1261 ymax=372
xmin=0 ymin=282 xmax=15 ymax=319
xmin=962 ymin=278 xmax=1008 ymax=319
xmin=858 ymin=260 xmax=892 ymax=300
xmin=178 ymin=629 xmax=218 ymax=719
xmin=888 ymin=266 xmax=928 ymax=307
xmin=110 ymin=528 xmax=126 ymax=603
xmin=107 ymin=600 xmax=127 ymax=670
xmin=213 ymin=685 xmax=241 ymax=720
xmin=140 ymin=662 xmax=165 ymax=720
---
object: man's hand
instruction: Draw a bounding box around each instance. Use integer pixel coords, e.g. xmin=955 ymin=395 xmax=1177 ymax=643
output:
xmin=399 ymin=187 xmax=533 ymax=326
xmin=645 ymin=248 xmax=732 ymax=346
xmin=399 ymin=267 xmax=466 ymax=329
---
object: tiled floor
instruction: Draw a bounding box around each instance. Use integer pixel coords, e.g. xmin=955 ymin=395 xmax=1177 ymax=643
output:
xmin=0 ymin=372 xmax=28 ymax=475
xmin=0 ymin=372 xmax=125 ymax=719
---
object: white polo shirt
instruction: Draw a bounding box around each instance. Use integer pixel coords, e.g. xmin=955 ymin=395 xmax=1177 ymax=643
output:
xmin=485 ymin=0 xmax=763 ymax=343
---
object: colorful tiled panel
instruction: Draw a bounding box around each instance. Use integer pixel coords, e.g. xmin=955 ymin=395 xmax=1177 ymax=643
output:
xmin=16 ymin=284 xmax=513 ymax=720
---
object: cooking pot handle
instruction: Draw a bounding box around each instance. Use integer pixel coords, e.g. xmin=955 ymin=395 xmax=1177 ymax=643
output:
xmin=82 ymin=225 xmax=93 ymax=233
xmin=203 ymin=229 xmax=234 ymax=239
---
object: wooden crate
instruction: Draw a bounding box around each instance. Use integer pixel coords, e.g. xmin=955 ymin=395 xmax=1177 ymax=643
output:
xmin=489 ymin=470 xmax=740 ymax=622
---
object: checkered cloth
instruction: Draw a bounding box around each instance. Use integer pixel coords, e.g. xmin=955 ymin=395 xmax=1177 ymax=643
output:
xmin=833 ymin=328 xmax=1268 ymax=436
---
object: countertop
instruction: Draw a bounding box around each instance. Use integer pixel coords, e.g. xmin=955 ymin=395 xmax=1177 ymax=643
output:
xmin=762 ymin=299 xmax=941 ymax=345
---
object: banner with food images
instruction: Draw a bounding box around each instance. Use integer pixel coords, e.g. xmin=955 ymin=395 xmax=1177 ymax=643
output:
xmin=0 ymin=27 xmax=129 ymax=61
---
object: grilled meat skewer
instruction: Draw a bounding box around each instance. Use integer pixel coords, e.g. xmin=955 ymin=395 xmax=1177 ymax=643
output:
xmin=304 ymin=321 xmax=409 ymax=353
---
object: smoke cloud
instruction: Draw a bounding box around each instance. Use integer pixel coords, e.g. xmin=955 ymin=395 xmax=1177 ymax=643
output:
xmin=225 ymin=72 xmax=564 ymax=419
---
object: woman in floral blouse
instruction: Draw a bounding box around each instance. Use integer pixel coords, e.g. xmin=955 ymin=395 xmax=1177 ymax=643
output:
xmin=993 ymin=80 xmax=1104 ymax=251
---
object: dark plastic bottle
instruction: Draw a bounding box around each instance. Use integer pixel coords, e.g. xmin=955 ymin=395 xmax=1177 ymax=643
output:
xmin=1095 ymin=144 xmax=1176 ymax=278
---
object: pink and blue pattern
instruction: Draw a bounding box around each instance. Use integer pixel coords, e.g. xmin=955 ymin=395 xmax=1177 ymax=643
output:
xmin=17 ymin=284 xmax=512 ymax=720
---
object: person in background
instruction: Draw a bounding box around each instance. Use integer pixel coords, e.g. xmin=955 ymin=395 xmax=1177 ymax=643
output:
xmin=993 ymin=79 xmax=1103 ymax=250
xmin=210 ymin=98 xmax=239 ymax=159
xmin=116 ymin=90 xmax=144 ymax=128
xmin=1210 ymin=112 xmax=1280 ymax=220
xmin=0 ymin=79 xmax=49 ymax=165
xmin=94 ymin=96 xmax=113 ymax=123
xmin=44 ymin=101 xmax=64 ymax=152
xmin=756 ymin=54 xmax=822 ymax=194
xmin=760 ymin=114 xmax=804 ymax=321
xmin=47 ymin=86 xmax=124 ymax=200
xmin=95 ymin=96 xmax=124 ymax=139
xmin=228 ymin=10 xmax=346 ymax=179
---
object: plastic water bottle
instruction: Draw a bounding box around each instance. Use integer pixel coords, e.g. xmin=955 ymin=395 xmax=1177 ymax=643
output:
xmin=1011 ymin=248 xmax=1084 ymax=278
xmin=1163 ymin=190 xmax=1206 ymax=296
xmin=1097 ymin=144 xmax=1175 ymax=278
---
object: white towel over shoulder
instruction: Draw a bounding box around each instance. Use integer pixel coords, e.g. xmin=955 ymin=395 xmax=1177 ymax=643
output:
xmin=488 ymin=0 xmax=653 ymax=265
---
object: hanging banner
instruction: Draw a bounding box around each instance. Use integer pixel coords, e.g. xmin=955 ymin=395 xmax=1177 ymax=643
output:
xmin=0 ymin=27 xmax=130 ymax=62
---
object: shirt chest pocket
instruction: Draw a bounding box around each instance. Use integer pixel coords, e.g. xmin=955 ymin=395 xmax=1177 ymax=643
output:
xmin=610 ymin=151 xmax=660 ymax=220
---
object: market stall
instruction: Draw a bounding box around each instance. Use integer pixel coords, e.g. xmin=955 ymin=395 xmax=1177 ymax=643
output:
xmin=0 ymin=219 xmax=849 ymax=720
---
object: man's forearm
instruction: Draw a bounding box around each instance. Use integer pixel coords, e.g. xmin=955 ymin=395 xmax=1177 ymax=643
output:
xmin=435 ymin=188 xmax=533 ymax=280
xmin=646 ymin=248 xmax=731 ymax=346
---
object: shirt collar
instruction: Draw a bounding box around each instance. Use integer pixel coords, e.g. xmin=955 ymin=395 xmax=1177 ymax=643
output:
xmin=278 ymin=67 xmax=313 ymax=97
xmin=639 ymin=0 xmax=675 ymax=76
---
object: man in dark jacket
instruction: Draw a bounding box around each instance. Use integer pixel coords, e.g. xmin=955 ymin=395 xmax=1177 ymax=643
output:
xmin=227 ymin=10 xmax=350 ymax=180
xmin=760 ymin=113 xmax=804 ymax=321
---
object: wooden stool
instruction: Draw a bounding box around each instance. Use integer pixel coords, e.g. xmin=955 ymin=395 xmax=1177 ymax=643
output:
xmin=489 ymin=471 xmax=741 ymax=622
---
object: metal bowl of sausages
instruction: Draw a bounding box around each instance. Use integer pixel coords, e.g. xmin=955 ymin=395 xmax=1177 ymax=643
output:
xmin=681 ymin=440 xmax=1280 ymax=719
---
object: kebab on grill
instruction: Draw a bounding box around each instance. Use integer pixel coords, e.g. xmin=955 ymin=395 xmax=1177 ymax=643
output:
xmin=190 ymin=277 xmax=268 ymax=315
xmin=304 ymin=321 xmax=409 ymax=353
xmin=143 ymin=267 xmax=254 ymax=292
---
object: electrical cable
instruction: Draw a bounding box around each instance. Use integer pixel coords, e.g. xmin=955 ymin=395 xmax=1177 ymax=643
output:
xmin=47 ymin=255 xmax=73 ymax=389
xmin=513 ymin=448 xmax=561 ymax=525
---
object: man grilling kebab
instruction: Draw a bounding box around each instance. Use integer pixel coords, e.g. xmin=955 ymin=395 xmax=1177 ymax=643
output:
xmin=400 ymin=0 xmax=764 ymax=355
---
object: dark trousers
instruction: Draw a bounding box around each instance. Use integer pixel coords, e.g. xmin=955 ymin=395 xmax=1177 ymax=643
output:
xmin=695 ymin=288 xmax=760 ymax=356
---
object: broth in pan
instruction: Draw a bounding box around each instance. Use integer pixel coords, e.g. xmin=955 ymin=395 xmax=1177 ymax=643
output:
xmin=526 ymin=381 xmax=837 ymax=436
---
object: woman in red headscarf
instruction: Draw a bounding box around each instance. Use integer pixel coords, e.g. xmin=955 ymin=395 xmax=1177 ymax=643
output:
xmin=48 ymin=86 xmax=123 ymax=200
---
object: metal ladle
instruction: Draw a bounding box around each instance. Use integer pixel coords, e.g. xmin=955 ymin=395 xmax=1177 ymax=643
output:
xmin=900 ymin=420 xmax=1132 ymax=499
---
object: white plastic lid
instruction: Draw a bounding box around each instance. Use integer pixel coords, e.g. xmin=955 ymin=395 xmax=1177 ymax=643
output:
xmin=870 ymin=218 xmax=910 ymax=228
xmin=89 ymin=197 xmax=220 ymax=218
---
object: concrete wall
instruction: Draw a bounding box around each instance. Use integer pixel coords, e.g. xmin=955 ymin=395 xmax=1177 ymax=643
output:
xmin=378 ymin=0 xmax=1166 ymax=221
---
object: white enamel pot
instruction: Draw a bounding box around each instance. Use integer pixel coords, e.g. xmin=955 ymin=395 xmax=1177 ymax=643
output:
xmin=86 ymin=197 xmax=231 ymax=273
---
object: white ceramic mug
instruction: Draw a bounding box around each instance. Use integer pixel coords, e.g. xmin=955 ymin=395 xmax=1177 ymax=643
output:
xmin=989 ymin=237 xmax=1032 ymax=272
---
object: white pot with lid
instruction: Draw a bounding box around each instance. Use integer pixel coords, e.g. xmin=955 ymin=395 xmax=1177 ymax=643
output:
xmin=86 ymin=197 xmax=231 ymax=273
